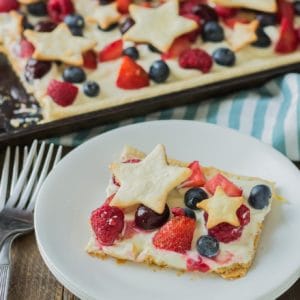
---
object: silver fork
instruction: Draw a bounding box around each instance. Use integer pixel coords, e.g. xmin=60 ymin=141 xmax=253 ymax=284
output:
xmin=0 ymin=141 xmax=62 ymax=299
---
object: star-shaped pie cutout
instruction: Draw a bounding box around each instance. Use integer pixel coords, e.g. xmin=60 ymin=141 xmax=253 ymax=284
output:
xmin=197 ymin=186 xmax=244 ymax=229
xmin=86 ymin=3 xmax=121 ymax=30
xmin=110 ymin=144 xmax=191 ymax=214
xmin=227 ymin=20 xmax=259 ymax=51
xmin=24 ymin=23 xmax=96 ymax=66
xmin=123 ymin=0 xmax=198 ymax=52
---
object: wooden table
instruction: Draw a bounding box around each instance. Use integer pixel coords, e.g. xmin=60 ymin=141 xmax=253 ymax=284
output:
xmin=1 ymin=146 xmax=299 ymax=300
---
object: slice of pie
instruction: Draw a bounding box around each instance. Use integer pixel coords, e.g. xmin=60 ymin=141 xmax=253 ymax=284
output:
xmin=86 ymin=144 xmax=277 ymax=279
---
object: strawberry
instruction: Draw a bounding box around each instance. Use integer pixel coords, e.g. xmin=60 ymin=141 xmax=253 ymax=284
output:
xmin=223 ymin=17 xmax=250 ymax=28
xmin=179 ymin=48 xmax=212 ymax=73
xmin=47 ymin=0 xmax=74 ymax=23
xmin=47 ymin=79 xmax=78 ymax=107
xmin=204 ymin=173 xmax=242 ymax=196
xmin=275 ymin=18 xmax=298 ymax=53
xmin=117 ymin=0 xmax=132 ymax=14
xmin=83 ymin=50 xmax=98 ymax=69
xmin=99 ymin=39 xmax=123 ymax=62
xmin=161 ymin=35 xmax=191 ymax=60
xmin=116 ymin=56 xmax=149 ymax=89
xmin=0 ymin=0 xmax=19 ymax=12
xmin=277 ymin=0 xmax=295 ymax=24
xmin=182 ymin=14 xmax=201 ymax=42
xmin=214 ymin=5 xmax=237 ymax=18
xmin=152 ymin=216 xmax=196 ymax=254
xmin=20 ymin=40 xmax=35 ymax=58
xmin=182 ymin=161 xmax=206 ymax=188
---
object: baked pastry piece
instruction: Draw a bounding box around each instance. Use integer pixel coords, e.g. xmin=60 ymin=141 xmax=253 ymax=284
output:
xmin=86 ymin=144 xmax=277 ymax=279
xmin=0 ymin=0 xmax=299 ymax=125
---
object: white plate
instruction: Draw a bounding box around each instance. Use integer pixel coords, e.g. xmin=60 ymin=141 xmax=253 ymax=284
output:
xmin=35 ymin=120 xmax=300 ymax=300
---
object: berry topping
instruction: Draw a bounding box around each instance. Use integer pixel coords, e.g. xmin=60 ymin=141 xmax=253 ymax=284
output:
xmin=204 ymin=173 xmax=242 ymax=197
xmin=179 ymin=48 xmax=213 ymax=73
xmin=83 ymin=50 xmax=98 ymax=69
xmin=202 ymin=21 xmax=224 ymax=42
xmin=196 ymin=235 xmax=219 ymax=258
xmin=0 ymin=0 xmax=19 ymax=12
xmin=47 ymin=0 xmax=74 ymax=23
xmin=119 ymin=17 xmax=135 ymax=35
xmin=256 ymin=13 xmax=277 ymax=27
xmin=98 ymin=23 xmax=118 ymax=32
xmin=63 ymin=66 xmax=86 ymax=83
xmin=123 ymin=46 xmax=139 ymax=60
xmin=248 ymin=184 xmax=271 ymax=209
xmin=117 ymin=0 xmax=132 ymax=14
xmin=186 ymin=257 xmax=210 ymax=272
xmin=214 ymin=5 xmax=237 ymax=18
xmin=193 ymin=4 xmax=218 ymax=22
xmin=135 ymin=204 xmax=170 ymax=230
xmin=91 ymin=205 xmax=124 ymax=246
xmin=83 ymin=81 xmax=100 ymax=97
xmin=212 ymin=47 xmax=236 ymax=66
xmin=205 ymin=204 xmax=250 ymax=243
xmin=275 ymin=18 xmax=298 ymax=53
xmin=184 ymin=188 xmax=208 ymax=210
xmin=295 ymin=1 xmax=300 ymax=15
xmin=20 ymin=40 xmax=35 ymax=58
xmin=47 ymin=79 xmax=78 ymax=107
xmin=152 ymin=216 xmax=196 ymax=254
xmin=35 ymin=21 xmax=57 ymax=32
xmin=64 ymin=14 xmax=85 ymax=29
xmin=251 ymin=27 xmax=271 ymax=48
xmin=24 ymin=58 xmax=51 ymax=83
xmin=27 ymin=1 xmax=48 ymax=16
xmin=161 ymin=35 xmax=191 ymax=59
xmin=116 ymin=56 xmax=149 ymax=89
xmin=182 ymin=161 xmax=206 ymax=188
xmin=171 ymin=207 xmax=196 ymax=219
xmin=99 ymin=39 xmax=123 ymax=62
xmin=149 ymin=60 xmax=170 ymax=83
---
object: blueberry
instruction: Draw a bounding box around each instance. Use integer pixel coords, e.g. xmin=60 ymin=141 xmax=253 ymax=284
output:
xmin=248 ymin=185 xmax=271 ymax=209
xmin=251 ymin=27 xmax=271 ymax=48
xmin=123 ymin=47 xmax=139 ymax=60
xmin=256 ymin=13 xmax=277 ymax=27
xmin=184 ymin=208 xmax=196 ymax=219
xmin=63 ymin=67 xmax=86 ymax=83
xmin=212 ymin=48 xmax=235 ymax=66
xmin=193 ymin=4 xmax=218 ymax=22
xmin=184 ymin=188 xmax=208 ymax=210
xmin=64 ymin=14 xmax=85 ymax=29
xmin=27 ymin=1 xmax=47 ymax=16
xmin=98 ymin=23 xmax=118 ymax=32
xmin=69 ymin=27 xmax=83 ymax=36
xmin=196 ymin=235 xmax=219 ymax=258
xmin=24 ymin=59 xmax=52 ymax=83
xmin=294 ymin=1 xmax=300 ymax=15
xmin=149 ymin=60 xmax=170 ymax=83
xmin=35 ymin=21 xmax=57 ymax=32
xmin=202 ymin=21 xmax=224 ymax=42
xmin=119 ymin=18 xmax=135 ymax=35
xmin=83 ymin=81 xmax=100 ymax=97
xmin=148 ymin=44 xmax=162 ymax=54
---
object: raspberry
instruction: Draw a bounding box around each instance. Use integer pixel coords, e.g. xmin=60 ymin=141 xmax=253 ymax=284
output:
xmin=20 ymin=40 xmax=35 ymax=58
xmin=91 ymin=205 xmax=124 ymax=246
xmin=0 ymin=0 xmax=19 ymax=12
xmin=204 ymin=204 xmax=250 ymax=243
xmin=47 ymin=79 xmax=78 ymax=107
xmin=179 ymin=48 xmax=213 ymax=73
xmin=186 ymin=257 xmax=210 ymax=272
xmin=47 ymin=0 xmax=74 ymax=23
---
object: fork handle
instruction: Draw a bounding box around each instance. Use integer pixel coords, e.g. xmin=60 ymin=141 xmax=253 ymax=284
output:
xmin=0 ymin=264 xmax=10 ymax=300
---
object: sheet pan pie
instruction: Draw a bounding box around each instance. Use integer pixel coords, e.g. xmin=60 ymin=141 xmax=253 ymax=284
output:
xmin=0 ymin=0 xmax=299 ymax=125
xmin=86 ymin=144 xmax=280 ymax=279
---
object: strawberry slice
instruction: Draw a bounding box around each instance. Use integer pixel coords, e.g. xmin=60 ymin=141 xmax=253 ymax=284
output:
xmin=275 ymin=18 xmax=298 ymax=53
xmin=204 ymin=173 xmax=242 ymax=196
xmin=153 ymin=216 xmax=196 ymax=254
xmin=83 ymin=50 xmax=97 ymax=69
xmin=182 ymin=161 xmax=206 ymax=188
xmin=161 ymin=35 xmax=191 ymax=60
xmin=277 ymin=0 xmax=295 ymax=24
xmin=223 ymin=17 xmax=250 ymax=29
xmin=116 ymin=56 xmax=149 ymax=89
xmin=117 ymin=0 xmax=132 ymax=14
xmin=20 ymin=40 xmax=35 ymax=58
xmin=99 ymin=39 xmax=123 ymax=62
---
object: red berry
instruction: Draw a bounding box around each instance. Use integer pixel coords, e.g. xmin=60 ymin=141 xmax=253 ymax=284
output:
xmin=83 ymin=50 xmax=98 ymax=69
xmin=275 ymin=18 xmax=298 ymax=53
xmin=0 ymin=0 xmax=19 ymax=12
xmin=179 ymin=0 xmax=203 ymax=15
xmin=153 ymin=216 xmax=196 ymax=254
xmin=171 ymin=207 xmax=186 ymax=217
xmin=179 ymin=48 xmax=212 ymax=73
xmin=117 ymin=0 xmax=132 ymax=14
xmin=186 ymin=257 xmax=210 ymax=272
xmin=47 ymin=0 xmax=74 ymax=23
xmin=20 ymin=40 xmax=35 ymax=58
xmin=182 ymin=161 xmax=206 ymax=188
xmin=214 ymin=5 xmax=237 ymax=18
xmin=99 ymin=39 xmax=123 ymax=62
xmin=204 ymin=173 xmax=243 ymax=196
xmin=47 ymin=79 xmax=78 ymax=107
xmin=182 ymin=14 xmax=201 ymax=42
xmin=91 ymin=205 xmax=124 ymax=246
xmin=204 ymin=204 xmax=250 ymax=243
xmin=161 ymin=35 xmax=191 ymax=60
xmin=116 ymin=56 xmax=149 ymax=89
xmin=277 ymin=0 xmax=295 ymax=24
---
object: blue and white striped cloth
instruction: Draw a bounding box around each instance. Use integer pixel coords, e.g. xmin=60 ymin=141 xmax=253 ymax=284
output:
xmin=51 ymin=73 xmax=300 ymax=161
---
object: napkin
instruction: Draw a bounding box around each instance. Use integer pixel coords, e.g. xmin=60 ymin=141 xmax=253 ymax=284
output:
xmin=51 ymin=73 xmax=300 ymax=161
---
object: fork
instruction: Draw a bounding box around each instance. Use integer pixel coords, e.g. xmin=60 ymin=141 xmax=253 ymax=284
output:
xmin=0 ymin=140 xmax=62 ymax=299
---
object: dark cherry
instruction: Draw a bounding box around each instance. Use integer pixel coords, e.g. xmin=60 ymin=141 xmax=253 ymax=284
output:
xmin=135 ymin=204 xmax=170 ymax=230
xmin=24 ymin=58 xmax=52 ymax=83
xmin=119 ymin=18 xmax=135 ymax=35
xmin=192 ymin=4 xmax=218 ymax=22
xmin=35 ymin=21 xmax=57 ymax=32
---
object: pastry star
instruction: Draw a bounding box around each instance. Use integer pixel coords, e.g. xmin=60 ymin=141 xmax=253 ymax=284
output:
xmin=110 ymin=144 xmax=191 ymax=214
xmin=228 ymin=20 xmax=259 ymax=51
xmin=86 ymin=3 xmax=121 ymax=30
xmin=24 ymin=23 xmax=96 ymax=66
xmin=123 ymin=0 xmax=198 ymax=52
xmin=197 ymin=186 xmax=244 ymax=229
